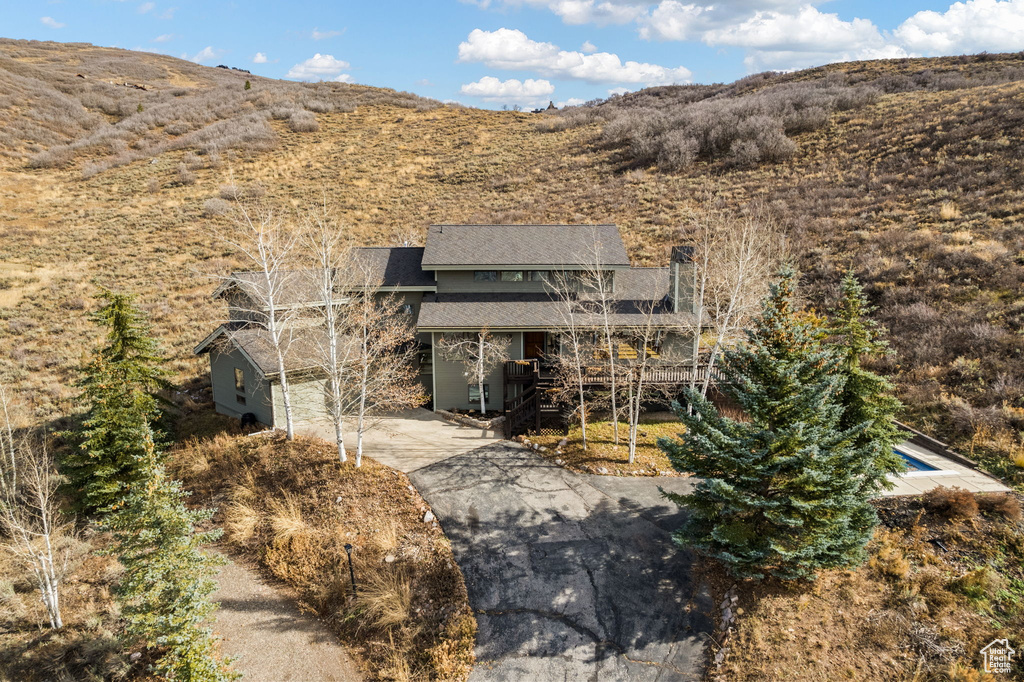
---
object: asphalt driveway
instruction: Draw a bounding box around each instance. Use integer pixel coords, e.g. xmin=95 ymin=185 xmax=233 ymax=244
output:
xmin=410 ymin=442 xmax=711 ymax=681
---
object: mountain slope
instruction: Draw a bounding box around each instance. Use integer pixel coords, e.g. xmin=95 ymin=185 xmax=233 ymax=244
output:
xmin=0 ymin=40 xmax=1022 ymax=483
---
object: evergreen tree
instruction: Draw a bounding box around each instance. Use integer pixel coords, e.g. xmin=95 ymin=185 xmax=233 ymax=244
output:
xmin=63 ymin=290 xmax=170 ymax=513
xmin=104 ymin=428 xmax=237 ymax=681
xmin=660 ymin=267 xmax=877 ymax=580
xmin=832 ymin=272 xmax=905 ymax=494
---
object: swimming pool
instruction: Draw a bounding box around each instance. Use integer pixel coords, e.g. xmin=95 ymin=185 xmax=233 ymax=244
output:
xmin=895 ymin=449 xmax=939 ymax=472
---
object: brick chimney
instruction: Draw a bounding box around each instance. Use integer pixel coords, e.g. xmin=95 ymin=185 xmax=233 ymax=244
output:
xmin=668 ymin=246 xmax=695 ymax=314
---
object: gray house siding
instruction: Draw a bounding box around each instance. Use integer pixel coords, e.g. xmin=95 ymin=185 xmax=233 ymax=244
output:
xmin=209 ymin=346 xmax=274 ymax=425
xmin=431 ymin=331 xmax=523 ymax=411
xmin=272 ymin=377 xmax=329 ymax=429
xmin=658 ymin=332 xmax=696 ymax=363
xmin=434 ymin=270 xmax=608 ymax=294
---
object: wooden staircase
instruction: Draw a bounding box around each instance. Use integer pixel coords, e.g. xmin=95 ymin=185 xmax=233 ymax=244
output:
xmin=502 ymin=359 xmax=559 ymax=438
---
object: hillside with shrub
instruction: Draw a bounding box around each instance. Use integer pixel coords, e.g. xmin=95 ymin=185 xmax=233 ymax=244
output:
xmin=1 ymin=39 xmax=1022 ymax=487
xmin=2 ymin=38 xmax=1024 ymax=681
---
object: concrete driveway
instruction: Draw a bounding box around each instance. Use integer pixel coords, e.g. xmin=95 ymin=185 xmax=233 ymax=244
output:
xmin=297 ymin=408 xmax=502 ymax=473
xmin=410 ymin=443 xmax=711 ymax=681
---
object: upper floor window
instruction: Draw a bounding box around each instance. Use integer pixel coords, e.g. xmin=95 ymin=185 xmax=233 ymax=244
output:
xmin=474 ymin=271 xmax=498 ymax=281
xmin=234 ymin=367 xmax=245 ymax=393
xmin=526 ymin=271 xmax=549 ymax=282
xmin=400 ymin=303 xmax=415 ymax=315
xmin=500 ymin=271 xmax=524 ymax=282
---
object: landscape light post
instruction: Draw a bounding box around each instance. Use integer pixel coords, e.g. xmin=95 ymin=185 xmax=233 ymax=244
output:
xmin=344 ymin=543 xmax=357 ymax=596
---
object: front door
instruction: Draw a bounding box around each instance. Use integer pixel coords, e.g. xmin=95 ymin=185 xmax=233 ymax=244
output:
xmin=524 ymin=332 xmax=546 ymax=359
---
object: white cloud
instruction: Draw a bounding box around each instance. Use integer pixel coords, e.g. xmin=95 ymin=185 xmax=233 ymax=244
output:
xmin=556 ymin=97 xmax=586 ymax=107
xmin=159 ymin=7 xmax=177 ymax=20
xmin=703 ymin=6 xmax=886 ymax=53
xmin=415 ymin=78 xmax=435 ymax=86
xmin=458 ymin=27 xmax=691 ymax=85
xmin=40 ymin=16 xmax=65 ymax=28
xmin=185 ymin=46 xmax=222 ymax=64
xmin=608 ymin=86 xmax=631 ymax=95
xmin=253 ymin=52 xmax=268 ymax=63
xmin=895 ymin=0 xmax=1024 ymax=54
xmin=138 ymin=2 xmax=155 ymax=14
xmin=461 ymin=76 xmax=556 ymax=103
xmin=286 ymin=53 xmax=352 ymax=80
xmin=311 ymin=27 xmax=343 ymax=40
xmin=152 ymin=33 xmax=175 ymax=43
xmin=581 ymin=40 xmax=598 ymax=53
xmin=334 ymin=73 xmax=355 ymax=83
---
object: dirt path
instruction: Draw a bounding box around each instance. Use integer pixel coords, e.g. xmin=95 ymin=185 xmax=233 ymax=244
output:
xmin=212 ymin=551 xmax=363 ymax=682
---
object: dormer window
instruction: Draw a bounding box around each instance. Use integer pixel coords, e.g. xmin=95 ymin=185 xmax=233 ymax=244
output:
xmin=474 ymin=271 xmax=498 ymax=281
xmin=500 ymin=271 xmax=524 ymax=282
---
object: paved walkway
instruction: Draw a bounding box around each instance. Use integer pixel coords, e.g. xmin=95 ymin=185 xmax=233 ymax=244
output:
xmin=410 ymin=443 xmax=711 ymax=681
xmin=297 ymin=408 xmax=502 ymax=473
xmin=212 ymin=551 xmax=363 ymax=682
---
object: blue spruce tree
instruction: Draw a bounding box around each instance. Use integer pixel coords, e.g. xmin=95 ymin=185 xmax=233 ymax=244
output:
xmin=831 ymin=271 xmax=905 ymax=495
xmin=660 ymin=267 xmax=877 ymax=580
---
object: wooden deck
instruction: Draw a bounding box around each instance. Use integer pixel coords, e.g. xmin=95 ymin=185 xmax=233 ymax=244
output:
xmin=502 ymin=359 xmax=718 ymax=438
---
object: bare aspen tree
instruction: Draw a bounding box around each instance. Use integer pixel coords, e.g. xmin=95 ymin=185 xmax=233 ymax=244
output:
xmin=437 ymin=330 xmax=512 ymax=415
xmin=580 ymin=234 xmax=622 ymax=443
xmin=346 ymin=259 xmax=425 ymax=467
xmin=685 ymin=202 xmax=781 ymax=399
xmin=0 ymin=385 xmax=72 ymax=630
xmin=547 ymin=271 xmax=597 ymax=451
xmin=302 ymin=208 xmax=359 ymax=463
xmin=218 ymin=201 xmax=301 ymax=439
xmin=619 ymin=303 xmax=663 ymax=464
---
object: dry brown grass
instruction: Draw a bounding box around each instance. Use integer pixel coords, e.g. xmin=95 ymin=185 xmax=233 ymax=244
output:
xmin=708 ymin=492 xmax=1024 ymax=680
xmin=0 ymin=42 xmax=1018 ymax=492
xmin=169 ymin=432 xmax=476 ymax=681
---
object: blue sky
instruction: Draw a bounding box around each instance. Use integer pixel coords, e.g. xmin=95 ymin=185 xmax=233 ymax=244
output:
xmin=7 ymin=0 xmax=1024 ymax=108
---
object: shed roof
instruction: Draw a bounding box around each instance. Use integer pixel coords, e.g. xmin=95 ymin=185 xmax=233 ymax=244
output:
xmin=420 ymin=224 xmax=630 ymax=269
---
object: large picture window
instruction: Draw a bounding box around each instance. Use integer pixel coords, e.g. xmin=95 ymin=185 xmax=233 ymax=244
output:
xmin=468 ymin=384 xmax=489 ymax=403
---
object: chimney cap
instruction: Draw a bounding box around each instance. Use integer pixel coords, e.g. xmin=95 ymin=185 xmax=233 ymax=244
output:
xmin=670 ymin=245 xmax=695 ymax=263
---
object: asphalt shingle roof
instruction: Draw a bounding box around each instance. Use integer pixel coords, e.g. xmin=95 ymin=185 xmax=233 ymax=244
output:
xmin=420 ymin=225 xmax=630 ymax=268
xmin=215 ymin=247 xmax=434 ymax=308
xmin=416 ymin=268 xmax=698 ymax=330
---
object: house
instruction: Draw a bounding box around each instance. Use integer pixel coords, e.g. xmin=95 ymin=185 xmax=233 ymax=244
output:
xmin=195 ymin=224 xmax=701 ymax=432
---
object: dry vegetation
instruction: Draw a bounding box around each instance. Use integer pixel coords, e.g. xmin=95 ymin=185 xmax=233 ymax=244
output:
xmin=169 ymin=431 xmax=476 ymax=681
xmin=0 ymin=535 xmax=147 ymax=681
xmin=1 ymin=42 xmax=1021 ymax=494
xmin=1 ymin=40 xmax=1024 ymax=680
xmin=707 ymin=488 xmax=1024 ymax=680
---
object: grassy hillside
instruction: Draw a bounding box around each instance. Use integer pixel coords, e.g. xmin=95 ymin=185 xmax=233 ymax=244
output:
xmin=0 ymin=40 xmax=1022 ymax=480
xmin=2 ymin=38 xmax=1024 ymax=682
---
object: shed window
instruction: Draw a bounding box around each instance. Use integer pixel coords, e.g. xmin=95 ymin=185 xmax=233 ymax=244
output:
xmin=235 ymin=394 xmax=247 ymax=405
xmin=468 ymin=384 xmax=490 ymax=403
xmin=500 ymin=270 xmax=524 ymax=282
xmin=234 ymin=368 xmax=245 ymax=392
xmin=474 ymin=271 xmax=498 ymax=281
